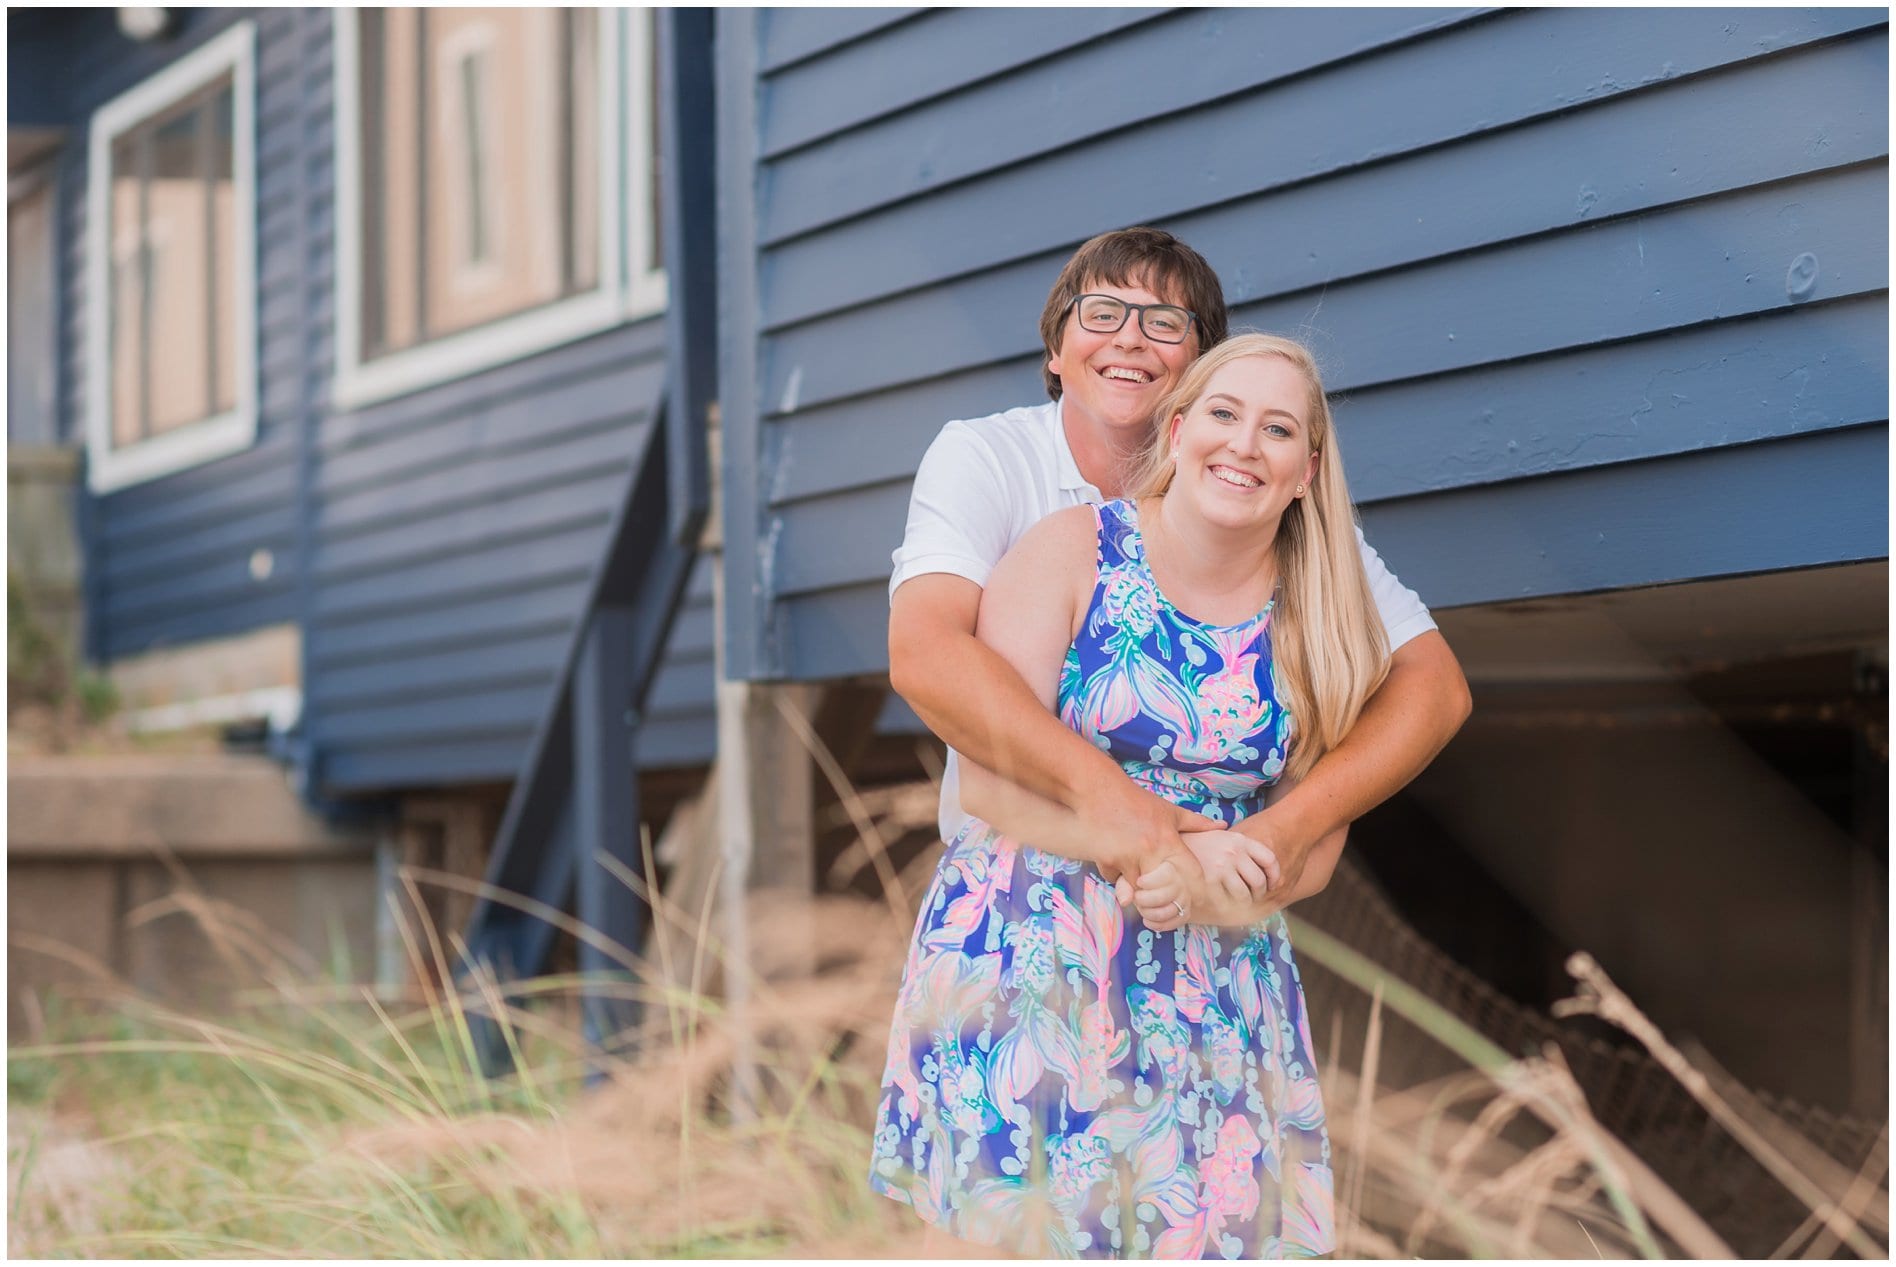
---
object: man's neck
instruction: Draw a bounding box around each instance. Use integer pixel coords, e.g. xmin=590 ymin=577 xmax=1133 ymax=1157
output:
xmin=1059 ymin=399 xmax=1146 ymax=498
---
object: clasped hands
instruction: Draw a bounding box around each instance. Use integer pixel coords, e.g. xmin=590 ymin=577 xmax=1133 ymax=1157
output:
xmin=1093 ymin=795 xmax=1284 ymax=933
xmin=1119 ymin=828 xmax=1281 ymax=932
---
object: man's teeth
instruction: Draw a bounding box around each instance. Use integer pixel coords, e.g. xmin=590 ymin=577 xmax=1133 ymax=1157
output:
xmin=1211 ymin=466 xmax=1261 ymax=488
xmin=1102 ymin=367 xmax=1151 ymax=383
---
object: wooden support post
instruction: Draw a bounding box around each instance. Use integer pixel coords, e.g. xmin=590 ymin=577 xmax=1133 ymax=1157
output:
xmin=373 ymin=828 xmax=404 ymax=999
xmin=1849 ymin=649 xmax=1887 ymax=1117
xmin=573 ymin=604 xmax=643 ymax=1061
xmin=650 ymin=767 xmax=719 ymax=995
xmin=713 ymin=677 xmax=820 ymax=1110
xmin=707 ymin=479 xmax=823 ymax=1105
xmin=391 ymin=795 xmax=494 ymax=992
xmin=713 ymin=678 xmax=763 ymax=1115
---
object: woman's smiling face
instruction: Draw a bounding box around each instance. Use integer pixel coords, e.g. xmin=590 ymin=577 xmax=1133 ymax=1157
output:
xmin=1166 ymin=354 xmax=1321 ymax=533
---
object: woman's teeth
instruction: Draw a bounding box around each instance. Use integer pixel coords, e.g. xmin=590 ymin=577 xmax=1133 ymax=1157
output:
xmin=1211 ymin=466 xmax=1261 ymax=488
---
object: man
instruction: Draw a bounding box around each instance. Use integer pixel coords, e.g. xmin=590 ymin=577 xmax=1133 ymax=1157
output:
xmin=888 ymin=226 xmax=1470 ymax=909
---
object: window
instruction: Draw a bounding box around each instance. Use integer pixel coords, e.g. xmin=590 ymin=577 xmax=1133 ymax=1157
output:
xmin=84 ymin=23 xmax=257 ymax=493
xmin=9 ymin=156 xmax=59 ymax=447
xmin=334 ymin=8 xmax=664 ymax=409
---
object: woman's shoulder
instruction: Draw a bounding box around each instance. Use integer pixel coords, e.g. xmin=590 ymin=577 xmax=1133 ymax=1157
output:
xmin=1019 ymin=503 xmax=1102 ymax=563
xmin=991 ymin=503 xmax=1099 ymax=590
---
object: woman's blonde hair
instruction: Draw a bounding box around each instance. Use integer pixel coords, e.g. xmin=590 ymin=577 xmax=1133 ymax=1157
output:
xmin=1128 ymin=333 xmax=1390 ymax=780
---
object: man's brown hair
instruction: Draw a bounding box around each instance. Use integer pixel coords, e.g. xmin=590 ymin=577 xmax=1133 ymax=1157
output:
xmin=1037 ymin=226 xmax=1228 ymax=401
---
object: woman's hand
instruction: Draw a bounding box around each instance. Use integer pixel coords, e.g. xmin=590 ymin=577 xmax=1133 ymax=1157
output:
xmin=1182 ymin=828 xmax=1280 ymax=900
xmin=1129 ymin=830 xmax=1279 ymax=932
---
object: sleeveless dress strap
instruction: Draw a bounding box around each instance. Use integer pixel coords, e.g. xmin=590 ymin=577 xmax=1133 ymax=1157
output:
xmin=1092 ymin=498 xmax=1137 ymax=569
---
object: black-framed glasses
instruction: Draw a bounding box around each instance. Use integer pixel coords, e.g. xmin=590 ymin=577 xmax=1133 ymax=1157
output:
xmin=1066 ymin=293 xmax=1197 ymax=345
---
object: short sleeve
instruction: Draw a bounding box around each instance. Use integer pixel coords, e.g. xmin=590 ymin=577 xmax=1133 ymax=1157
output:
xmin=1355 ymin=525 xmax=1436 ymax=652
xmin=890 ymin=422 xmax=1018 ymax=600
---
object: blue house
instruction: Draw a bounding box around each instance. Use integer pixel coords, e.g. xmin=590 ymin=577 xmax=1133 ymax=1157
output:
xmin=707 ymin=7 xmax=1888 ymax=1118
xmin=9 ymin=8 xmax=1886 ymax=1119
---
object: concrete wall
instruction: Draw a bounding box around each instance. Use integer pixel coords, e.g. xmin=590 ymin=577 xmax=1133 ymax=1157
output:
xmin=7 ymin=753 xmax=380 ymax=1034
xmin=8 ymin=446 xmax=84 ymax=677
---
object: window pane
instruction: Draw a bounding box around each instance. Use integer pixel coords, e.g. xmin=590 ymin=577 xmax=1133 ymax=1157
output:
xmin=362 ymin=7 xmax=423 ymax=358
xmin=458 ymin=49 xmax=491 ymax=265
xmin=9 ymin=179 xmax=59 ymax=446
xmin=359 ymin=7 xmax=599 ymax=363
xmin=103 ymin=77 xmax=235 ymax=450
xmin=644 ymin=8 xmax=661 ymax=278
xmin=145 ymin=94 xmax=214 ymax=434
xmin=108 ymin=131 xmax=146 ymax=447
xmin=210 ymin=84 xmax=238 ymax=416
xmin=567 ymin=7 xmax=599 ymax=294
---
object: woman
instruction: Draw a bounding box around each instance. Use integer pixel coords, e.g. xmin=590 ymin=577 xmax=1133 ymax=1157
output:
xmin=868 ymin=334 xmax=1391 ymax=1258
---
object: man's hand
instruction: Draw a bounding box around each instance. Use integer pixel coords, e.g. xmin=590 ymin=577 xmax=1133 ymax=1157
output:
xmin=1242 ymin=629 xmax=1470 ymax=862
xmin=1090 ymin=777 xmax=1220 ymax=890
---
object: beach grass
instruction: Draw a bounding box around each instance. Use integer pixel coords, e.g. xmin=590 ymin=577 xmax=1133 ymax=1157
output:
xmin=9 ymin=845 xmax=1887 ymax=1259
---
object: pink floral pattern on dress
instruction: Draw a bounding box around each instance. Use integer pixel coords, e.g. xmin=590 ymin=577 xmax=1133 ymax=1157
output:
xmin=871 ymin=500 xmax=1331 ymax=1258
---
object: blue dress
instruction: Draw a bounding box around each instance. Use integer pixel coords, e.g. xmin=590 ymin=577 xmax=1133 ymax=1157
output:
xmin=869 ymin=499 xmax=1334 ymax=1259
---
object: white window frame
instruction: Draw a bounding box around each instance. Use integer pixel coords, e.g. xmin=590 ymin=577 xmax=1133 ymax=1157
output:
xmin=332 ymin=7 xmax=667 ymax=412
xmin=84 ymin=22 xmax=258 ymax=495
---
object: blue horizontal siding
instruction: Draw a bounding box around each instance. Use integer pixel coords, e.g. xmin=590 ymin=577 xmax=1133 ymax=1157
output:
xmin=102 ymin=559 xmax=298 ymax=625
xmin=757 ymin=8 xmax=1883 ymax=330
xmin=766 ymin=362 xmax=1043 ymax=505
xmin=756 ymin=8 xmax=920 ymax=73
xmin=1235 ymin=162 xmax=1887 ymax=391
xmin=318 ymin=424 xmax=642 ymax=545
xmin=318 ymin=682 xmax=555 ymax=749
xmin=759 ymin=149 xmax=1887 ymax=417
xmin=98 ymin=591 xmax=304 ymax=662
xmin=1360 ymin=423 xmax=1888 ymax=607
xmin=313 ymin=524 xmax=601 ymax=625
xmin=308 ymin=313 xmax=722 ymax=793
xmin=760 ymin=9 xmax=1164 ymax=158
xmin=779 ymin=584 xmax=900 ymax=683
xmin=322 ymin=735 xmax=527 ymax=790
xmin=773 ymin=427 xmax=1891 ymax=679
xmin=759 ymin=6 xmax=1488 ymax=247
xmin=316 ymin=378 xmax=649 ymax=497
xmin=1340 ymin=295 xmax=1889 ymax=500
xmin=311 ymin=577 xmax=591 ymax=670
xmin=314 ymin=471 xmax=625 ymax=579
xmin=718 ymin=6 xmax=1890 ymax=682
xmin=318 ymin=632 xmax=569 ymax=711
xmin=97 ymin=502 xmax=299 ymax=587
xmin=763 ymin=287 xmax=1887 ymax=510
xmin=316 ymin=562 xmax=719 ymax=782
xmin=767 ymin=294 xmax=1887 ymax=602
xmin=96 ymin=437 xmax=300 ymax=544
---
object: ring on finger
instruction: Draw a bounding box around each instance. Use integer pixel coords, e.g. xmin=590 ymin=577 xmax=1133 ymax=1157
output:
xmin=1173 ymin=900 xmax=1188 ymax=921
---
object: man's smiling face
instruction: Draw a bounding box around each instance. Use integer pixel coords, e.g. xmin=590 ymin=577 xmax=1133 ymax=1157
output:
xmin=1046 ymin=277 xmax=1201 ymax=449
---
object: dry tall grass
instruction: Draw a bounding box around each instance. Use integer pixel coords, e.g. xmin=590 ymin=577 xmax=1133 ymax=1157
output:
xmin=9 ymin=808 xmax=1888 ymax=1259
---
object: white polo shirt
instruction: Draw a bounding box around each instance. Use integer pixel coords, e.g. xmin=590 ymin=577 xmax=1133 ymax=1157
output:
xmin=890 ymin=399 xmax=1436 ymax=843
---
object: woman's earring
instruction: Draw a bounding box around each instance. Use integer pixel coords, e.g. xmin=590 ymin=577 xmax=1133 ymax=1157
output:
xmin=1295 ymin=483 xmax=1305 ymax=497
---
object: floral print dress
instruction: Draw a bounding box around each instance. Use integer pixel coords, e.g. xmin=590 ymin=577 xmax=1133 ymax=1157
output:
xmin=869 ymin=499 xmax=1334 ymax=1259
